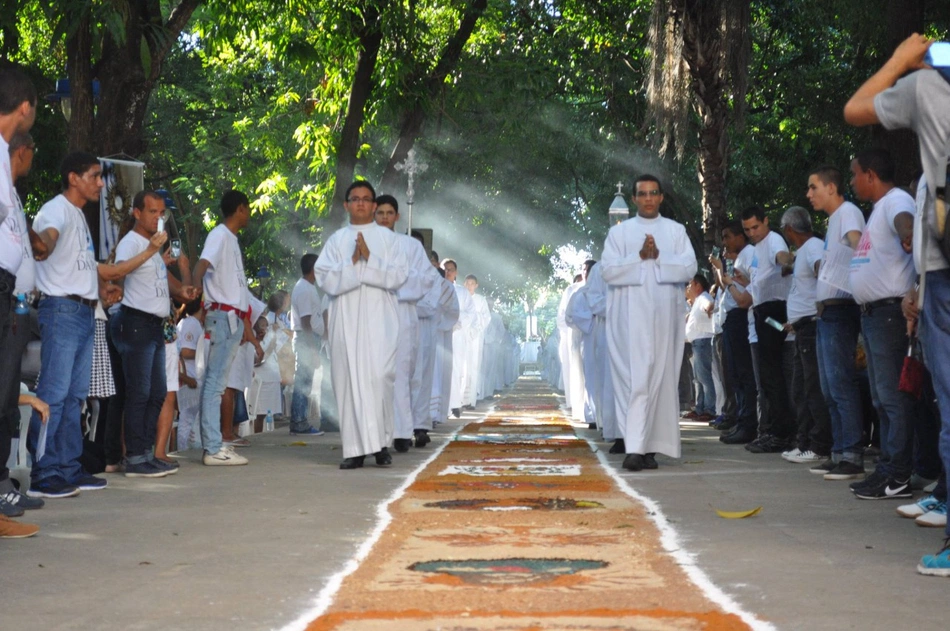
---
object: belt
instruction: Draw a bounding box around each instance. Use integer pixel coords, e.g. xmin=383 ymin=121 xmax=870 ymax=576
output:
xmin=860 ymin=297 xmax=902 ymax=315
xmin=818 ymin=298 xmax=856 ymax=308
xmin=207 ymin=302 xmax=250 ymax=320
xmin=42 ymin=293 xmax=98 ymax=309
xmin=0 ymin=267 xmax=15 ymax=288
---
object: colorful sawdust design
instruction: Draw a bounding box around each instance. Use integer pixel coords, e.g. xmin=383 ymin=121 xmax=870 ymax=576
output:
xmin=303 ymin=377 xmax=763 ymax=631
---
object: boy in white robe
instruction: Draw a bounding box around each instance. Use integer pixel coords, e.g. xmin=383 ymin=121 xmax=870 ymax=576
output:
xmin=315 ymin=182 xmax=409 ymax=469
xmin=601 ymin=174 xmax=697 ymax=471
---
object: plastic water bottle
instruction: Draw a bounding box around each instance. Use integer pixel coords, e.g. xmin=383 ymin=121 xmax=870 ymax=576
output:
xmin=265 ymin=410 xmax=274 ymax=432
xmin=14 ymin=293 xmax=29 ymax=315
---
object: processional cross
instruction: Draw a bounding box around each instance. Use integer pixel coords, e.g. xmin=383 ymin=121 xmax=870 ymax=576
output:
xmin=395 ymin=148 xmax=428 ymax=232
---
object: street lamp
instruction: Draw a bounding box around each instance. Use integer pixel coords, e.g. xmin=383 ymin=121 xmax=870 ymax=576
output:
xmin=608 ymin=181 xmax=629 ymax=225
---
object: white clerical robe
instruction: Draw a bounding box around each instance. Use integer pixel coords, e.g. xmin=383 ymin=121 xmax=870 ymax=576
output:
xmin=432 ymin=277 xmax=461 ymax=423
xmin=449 ymin=284 xmax=476 ymax=410
xmin=414 ymin=272 xmax=457 ymax=430
xmin=601 ymin=214 xmax=696 ymax=457
xmin=566 ymin=282 xmax=596 ymax=425
xmin=585 ymin=263 xmax=618 ymax=441
xmin=392 ymin=234 xmax=437 ymax=440
xmin=315 ymin=222 xmax=409 ymax=458
xmin=557 ymin=281 xmax=584 ymax=420
xmin=464 ymin=292 xmax=491 ymax=406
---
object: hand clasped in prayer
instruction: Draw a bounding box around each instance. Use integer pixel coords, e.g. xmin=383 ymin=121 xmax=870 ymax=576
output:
xmin=639 ymin=234 xmax=659 ymax=260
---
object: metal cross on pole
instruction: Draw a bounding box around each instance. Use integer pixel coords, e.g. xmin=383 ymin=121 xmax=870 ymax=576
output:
xmin=394 ymin=147 xmax=428 ymax=232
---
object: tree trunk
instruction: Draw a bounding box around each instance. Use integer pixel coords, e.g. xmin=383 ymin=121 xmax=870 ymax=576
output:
xmin=66 ymin=0 xmax=203 ymax=156
xmin=378 ymin=0 xmax=488 ymax=193
xmin=328 ymin=3 xmax=385 ymax=227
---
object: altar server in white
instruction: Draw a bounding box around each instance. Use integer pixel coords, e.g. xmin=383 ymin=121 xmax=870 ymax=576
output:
xmin=601 ymin=174 xmax=697 ymax=471
xmin=315 ymin=182 xmax=409 ymax=469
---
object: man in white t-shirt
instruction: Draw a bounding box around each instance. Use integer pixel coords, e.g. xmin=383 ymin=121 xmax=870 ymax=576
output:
xmin=846 ymin=148 xmax=917 ymax=500
xmin=712 ymin=221 xmax=759 ymax=445
xmin=289 ymin=253 xmax=326 ymax=436
xmin=25 ymin=153 xmax=123 ymax=499
xmin=845 ymin=32 xmax=950 ymax=574
xmin=193 ymin=190 xmax=258 ymax=467
xmin=111 ymin=191 xmax=198 ymax=479
xmin=0 ymin=131 xmax=44 ymax=526
xmin=804 ymin=164 xmax=867 ymax=478
xmin=736 ymin=206 xmax=794 ymax=453
xmin=685 ymin=274 xmax=716 ymax=420
xmin=779 ymin=206 xmax=831 ymax=465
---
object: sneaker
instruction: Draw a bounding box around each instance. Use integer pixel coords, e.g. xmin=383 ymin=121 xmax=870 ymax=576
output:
xmin=72 ymin=474 xmax=108 ymax=490
xmin=897 ymin=494 xmax=942 ymax=519
xmin=1 ymin=489 xmax=44 ymax=511
xmin=781 ymin=447 xmax=802 ymax=461
xmin=786 ymin=450 xmax=825 ymax=464
xmin=809 ymin=460 xmax=836 ymax=475
xmin=26 ymin=478 xmax=80 ymax=499
xmin=151 ymin=459 xmax=180 ymax=475
xmin=203 ymin=446 xmax=248 ymax=466
xmin=0 ymin=495 xmax=24 ymax=517
xmin=917 ymin=539 xmax=950 ymax=577
xmin=745 ymin=435 xmax=790 ymax=454
xmin=849 ymin=469 xmax=885 ymax=492
xmin=910 ymin=473 xmax=937 ymax=491
xmin=0 ymin=514 xmax=39 ymax=539
xmin=915 ymin=502 xmax=948 ymax=528
xmin=290 ymin=426 xmax=325 ymax=436
xmin=225 ymin=437 xmax=251 ymax=448
xmin=824 ymin=462 xmax=867 ymax=481
xmin=854 ymin=476 xmax=912 ymax=500
xmin=125 ymin=461 xmax=171 ymax=478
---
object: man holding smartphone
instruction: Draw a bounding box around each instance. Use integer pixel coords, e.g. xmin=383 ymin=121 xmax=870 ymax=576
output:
xmin=845 ymin=33 xmax=950 ymax=575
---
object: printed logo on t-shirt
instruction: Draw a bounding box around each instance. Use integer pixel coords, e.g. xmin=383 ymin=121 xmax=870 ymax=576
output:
xmin=851 ymin=231 xmax=872 ymax=268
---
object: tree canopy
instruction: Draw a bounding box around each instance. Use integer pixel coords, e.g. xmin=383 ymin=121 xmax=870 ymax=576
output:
xmin=3 ymin=0 xmax=948 ymax=329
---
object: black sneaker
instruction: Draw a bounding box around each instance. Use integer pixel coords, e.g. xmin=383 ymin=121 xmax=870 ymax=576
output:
xmin=72 ymin=474 xmax=108 ymax=490
xmin=850 ymin=469 xmax=885 ymax=492
xmin=809 ymin=460 xmax=836 ymax=475
xmin=854 ymin=476 xmax=913 ymax=500
xmin=0 ymin=495 xmax=24 ymax=517
xmin=823 ymin=461 xmax=866 ymax=481
xmin=125 ymin=461 xmax=171 ymax=479
xmin=745 ymin=434 xmax=789 ymax=454
xmin=26 ymin=478 xmax=80 ymax=499
xmin=1 ymin=489 xmax=44 ymax=511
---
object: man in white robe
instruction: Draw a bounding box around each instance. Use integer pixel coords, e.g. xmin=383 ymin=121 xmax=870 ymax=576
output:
xmin=463 ymin=274 xmax=491 ymax=407
xmin=374 ymin=195 xmax=437 ymax=452
xmin=556 ymin=276 xmax=585 ymax=411
xmin=417 ymin=255 xmax=459 ymax=438
xmin=315 ymin=182 xmax=409 ymax=469
xmin=444 ymin=259 xmax=475 ymax=417
xmin=602 ymin=174 xmax=697 ymax=471
xmin=585 ymin=263 xmax=620 ymax=451
xmin=482 ymin=306 xmax=505 ymax=397
xmin=566 ymin=260 xmax=599 ymax=427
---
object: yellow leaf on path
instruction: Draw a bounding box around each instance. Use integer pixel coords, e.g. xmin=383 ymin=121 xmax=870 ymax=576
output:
xmin=715 ymin=506 xmax=763 ymax=519
xmin=289 ymin=441 xmax=307 ymax=446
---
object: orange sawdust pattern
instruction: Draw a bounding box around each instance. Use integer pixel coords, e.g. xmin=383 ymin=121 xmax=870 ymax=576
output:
xmin=303 ymin=377 xmax=758 ymax=631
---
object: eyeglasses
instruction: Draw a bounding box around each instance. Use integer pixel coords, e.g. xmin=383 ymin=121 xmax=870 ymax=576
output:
xmin=635 ymin=190 xmax=662 ymax=198
xmin=347 ymin=197 xmax=374 ymax=204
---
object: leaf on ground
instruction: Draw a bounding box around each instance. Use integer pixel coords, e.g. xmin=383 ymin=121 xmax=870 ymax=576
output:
xmin=289 ymin=441 xmax=308 ymax=446
xmin=715 ymin=506 xmax=762 ymax=519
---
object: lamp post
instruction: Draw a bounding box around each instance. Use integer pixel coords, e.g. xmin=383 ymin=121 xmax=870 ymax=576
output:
xmin=608 ymin=181 xmax=630 ymax=225
xmin=255 ymin=265 xmax=272 ymax=299
xmin=394 ymin=148 xmax=428 ymax=232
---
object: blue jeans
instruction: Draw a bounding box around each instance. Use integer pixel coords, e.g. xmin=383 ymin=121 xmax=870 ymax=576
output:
xmin=199 ymin=310 xmax=243 ymax=454
xmin=691 ymin=337 xmax=716 ymax=415
xmin=110 ymin=306 xmax=166 ymax=464
xmin=919 ymin=269 xmax=950 ymax=537
xmin=817 ymin=304 xmax=864 ymax=464
xmin=290 ymin=332 xmax=319 ymax=431
xmin=27 ymin=297 xmax=95 ymax=486
xmin=861 ymin=301 xmax=915 ymax=480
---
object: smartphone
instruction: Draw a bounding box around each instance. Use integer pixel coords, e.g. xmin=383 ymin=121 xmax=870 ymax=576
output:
xmin=711 ymin=246 xmax=721 ymax=258
xmin=765 ymin=316 xmax=785 ymax=331
xmin=170 ymin=239 xmax=181 ymax=258
xmin=157 ymin=217 xmax=165 ymax=232
xmin=925 ymin=42 xmax=950 ymax=67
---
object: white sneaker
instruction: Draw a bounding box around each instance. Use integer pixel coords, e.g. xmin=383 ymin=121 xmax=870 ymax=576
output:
xmin=786 ymin=449 xmax=824 ymax=464
xmin=897 ymin=494 xmax=941 ymax=519
xmin=203 ymin=446 xmax=249 ymax=466
xmin=781 ymin=448 xmax=802 ymax=461
xmin=915 ymin=502 xmax=948 ymax=528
